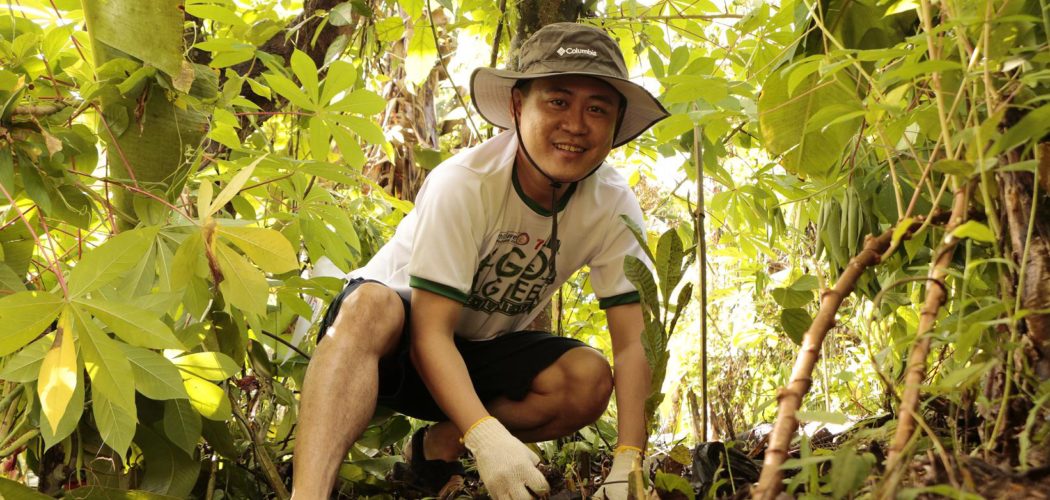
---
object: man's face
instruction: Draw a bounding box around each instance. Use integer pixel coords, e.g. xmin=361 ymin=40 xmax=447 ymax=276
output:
xmin=511 ymin=75 xmax=622 ymax=183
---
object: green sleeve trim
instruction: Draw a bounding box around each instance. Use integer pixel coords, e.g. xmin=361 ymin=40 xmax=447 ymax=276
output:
xmin=409 ymin=276 xmax=469 ymax=304
xmin=599 ymin=291 xmax=640 ymax=309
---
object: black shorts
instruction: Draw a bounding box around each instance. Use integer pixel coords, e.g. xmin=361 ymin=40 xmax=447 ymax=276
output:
xmin=317 ymin=278 xmax=591 ymax=422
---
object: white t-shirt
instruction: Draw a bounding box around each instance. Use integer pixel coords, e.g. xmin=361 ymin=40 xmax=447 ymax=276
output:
xmin=351 ymin=131 xmax=647 ymax=340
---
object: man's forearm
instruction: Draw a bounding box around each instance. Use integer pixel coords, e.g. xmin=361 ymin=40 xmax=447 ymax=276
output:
xmin=411 ymin=327 xmax=489 ymax=433
xmin=612 ymin=342 xmax=651 ymax=448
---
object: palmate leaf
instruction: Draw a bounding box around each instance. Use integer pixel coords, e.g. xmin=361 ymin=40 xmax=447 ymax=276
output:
xmin=37 ymin=314 xmax=77 ymax=434
xmin=41 ymin=359 xmax=84 ymax=451
xmin=92 ymin=389 xmax=137 ymax=458
xmin=135 ymin=424 xmax=200 ymax=497
xmin=215 ymin=242 xmax=268 ymax=315
xmin=118 ymin=344 xmax=188 ymax=400
xmin=290 ymin=49 xmax=319 ymax=103
xmin=0 ymin=290 xmax=63 ymax=357
xmin=72 ymin=306 xmax=136 ymax=412
xmin=0 ymin=336 xmax=50 ymax=382
xmin=321 ymin=60 xmax=357 ymax=105
xmin=163 ymin=399 xmax=202 ymax=455
xmin=75 ymin=297 xmax=182 ymax=350
xmin=217 ymin=226 xmax=299 ymax=274
xmin=181 ymin=373 xmax=231 ymax=421
xmin=172 ymin=351 xmax=240 ymax=381
xmin=67 ymin=226 xmax=159 ymax=297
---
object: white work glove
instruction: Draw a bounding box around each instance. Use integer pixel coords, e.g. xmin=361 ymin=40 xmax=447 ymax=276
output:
xmin=463 ymin=417 xmax=550 ymax=500
xmin=592 ymin=446 xmax=643 ymax=500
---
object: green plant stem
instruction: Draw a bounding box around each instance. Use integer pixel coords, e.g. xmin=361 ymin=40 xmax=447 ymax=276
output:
xmin=0 ymin=384 xmax=24 ymax=418
xmin=694 ymin=122 xmax=709 ymax=442
xmin=0 ymin=429 xmax=38 ymax=458
xmin=229 ymin=388 xmax=289 ymax=499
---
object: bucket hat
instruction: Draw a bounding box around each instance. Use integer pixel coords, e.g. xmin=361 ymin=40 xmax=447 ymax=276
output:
xmin=470 ymin=22 xmax=669 ymax=148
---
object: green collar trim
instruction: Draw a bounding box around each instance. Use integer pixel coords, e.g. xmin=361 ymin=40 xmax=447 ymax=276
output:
xmin=512 ymin=163 xmax=578 ymax=216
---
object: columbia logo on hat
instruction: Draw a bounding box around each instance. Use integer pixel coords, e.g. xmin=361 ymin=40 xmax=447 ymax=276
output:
xmin=556 ymin=46 xmax=597 ymax=57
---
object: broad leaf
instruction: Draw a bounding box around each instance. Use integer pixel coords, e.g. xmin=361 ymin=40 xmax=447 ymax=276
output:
xmin=74 ymin=306 xmax=136 ymax=411
xmin=0 ymin=336 xmax=51 ymax=382
xmin=0 ymin=477 xmax=51 ymax=499
xmin=624 ymin=255 xmax=660 ymax=320
xmin=655 ymin=229 xmax=685 ymax=307
xmin=771 ymin=287 xmax=813 ymax=308
xmin=405 ymin=20 xmax=437 ymax=87
xmin=321 ymin=60 xmax=357 ymax=105
xmin=781 ymin=308 xmax=812 ymax=345
xmin=181 ymin=373 xmax=232 ymax=421
xmin=163 ymin=399 xmax=202 ymax=455
xmin=135 ymin=424 xmax=200 ymax=497
xmin=41 ymin=360 xmax=84 ymax=451
xmin=263 ymin=72 xmax=315 ymax=110
xmin=215 ymin=242 xmax=268 ymax=314
xmin=951 ymin=221 xmax=996 ymax=243
xmin=218 ymin=226 xmax=298 ymax=274
xmin=118 ymin=344 xmax=188 ymax=400
xmin=76 ymin=297 xmax=182 ymax=349
xmin=619 ymin=215 xmax=657 ymax=265
xmin=290 ymin=49 xmax=319 ymax=103
xmin=68 ymin=226 xmax=159 ymax=297
xmin=93 ymin=388 xmax=137 ymax=457
xmin=0 ymin=291 xmax=63 ymax=357
xmin=37 ymin=316 xmax=77 ymax=434
xmin=170 ymin=231 xmax=204 ymax=291
xmin=172 ymin=351 xmax=240 ymax=381
xmin=208 ymin=155 xmax=265 ymax=217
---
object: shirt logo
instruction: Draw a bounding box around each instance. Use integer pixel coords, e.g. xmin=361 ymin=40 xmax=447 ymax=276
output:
xmin=556 ymin=46 xmax=597 ymax=57
xmin=496 ymin=231 xmax=530 ymax=246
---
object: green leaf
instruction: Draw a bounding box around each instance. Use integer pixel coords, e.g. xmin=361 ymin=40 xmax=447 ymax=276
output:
xmin=781 ymin=308 xmax=812 ymax=345
xmin=38 ymin=320 xmax=77 ymax=434
xmin=0 ymin=291 xmax=63 ymax=357
xmin=208 ymin=155 xmax=265 ymax=216
xmin=931 ymin=159 xmax=974 ymax=176
xmin=65 ymin=486 xmax=183 ymax=499
xmin=624 ymin=255 xmax=660 ymax=319
xmin=74 ymin=306 xmax=136 ymax=412
xmin=789 ymin=275 xmax=819 ymax=291
xmin=655 ymin=229 xmax=685 ymax=307
xmin=619 ymin=215 xmax=656 ymax=265
xmin=118 ymin=344 xmax=189 ymax=400
xmin=218 ymin=226 xmax=299 ymax=274
xmin=891 ymin=217 xmax=915 ymax=247
xmin=830 ymin=449 xmax=872 ymax=500
xmin=0 ymin=336 xmax=51 ymax=382
xmin=309 ymin=116 xmax=332 ymax=161
xmin=92 ymin=388 xmax=137 ymax=457
xmin=771 ymin=287 xmax=813 ymax=308
xmin=654 ymin=471 xmax=695 ymax=500
xmin=181 ymin=373 xmax=231 ymax=421
xmin=68 ymin=226 xmax=159 ymax=297
xmin=951 ymin=221 xmax=996 ymax=243
xmin=404 ymin=21 xmax=437 ymax=87
xmin=215 ymin=243 xmax=268 ymax=314
xmin=0 ymin=477 xmax=52 ymax=499
xmin=184 ymin=3 xmax=246 ymax=28
xmin=758 ymin=69 xmax=861 ymax=180
xmin=995 ymin=103 xmax=1050 ymax=155
xmin=163 ymin=399 xmax=202 ymax=455
xmin=170 ymin=231 xmax=204 ymax=291
xmin=321 ymin=60 xmax=357 ymax=104
xmin=290 ymin=49 xmax=319 ymax=103
xmin=135 ymin=424 xmax=200 ymax=497
xmin=263 ymin=72 xmax=315 ymax=110
xmin=172 ymin=351 xmax=240 ymax=381
xmin=82 ymin=0 xmax=187 ymax=79
xmin=75 ymin=297 xmax=182 ymax=350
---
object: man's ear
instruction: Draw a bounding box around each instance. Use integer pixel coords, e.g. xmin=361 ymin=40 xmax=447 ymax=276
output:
xmin=510 ymin=88 xmax=523 ymax=119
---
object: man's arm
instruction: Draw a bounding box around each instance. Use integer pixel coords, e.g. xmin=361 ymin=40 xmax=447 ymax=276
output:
xmin=409 ymin=288 xmax=488 ymax=432
xmin=605 ymin=302 xmax=650 ymax=449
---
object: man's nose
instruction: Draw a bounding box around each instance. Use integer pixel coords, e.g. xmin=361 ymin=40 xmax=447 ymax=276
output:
xmin=560 ymin=106 xmax=588 ymax=134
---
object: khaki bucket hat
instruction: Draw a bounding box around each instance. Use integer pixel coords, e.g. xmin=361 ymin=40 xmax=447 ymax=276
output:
xmin=470 ymin=22 xmax=670 ymax=148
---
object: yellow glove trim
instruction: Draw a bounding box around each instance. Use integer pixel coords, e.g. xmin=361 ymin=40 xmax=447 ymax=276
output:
xmin=459 ymin=416 xmax=496 ymax=444
xmin=614 ymin=445 xmax=643 ymax=455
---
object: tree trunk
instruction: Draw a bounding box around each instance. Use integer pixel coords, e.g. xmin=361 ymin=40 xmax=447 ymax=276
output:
xmin=508 ymin=0 xmax=583 ymax=70
xmin=999 ymin=154 xmax=1050 ymax=379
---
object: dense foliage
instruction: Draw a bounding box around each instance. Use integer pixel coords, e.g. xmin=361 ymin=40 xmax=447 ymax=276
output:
xmin=0 ymin=0 xmax=1048 ymax=498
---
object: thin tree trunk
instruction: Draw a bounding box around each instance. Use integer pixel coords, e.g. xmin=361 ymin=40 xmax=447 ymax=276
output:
xmin=881 ymin=182 xmax=971 ymax=497
xmin=752 ymin=216 xmax=940 ymax=500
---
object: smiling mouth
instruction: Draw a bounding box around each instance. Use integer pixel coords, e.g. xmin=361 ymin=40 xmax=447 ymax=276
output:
xmin=554 ymin=143 xmax=586 ymax=153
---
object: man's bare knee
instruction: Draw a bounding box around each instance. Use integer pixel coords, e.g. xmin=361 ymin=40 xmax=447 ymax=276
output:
xmin=560 ymin=349 xmax=612 ymax=431
xmin=325 ymin=283 xmax=404 ymax=356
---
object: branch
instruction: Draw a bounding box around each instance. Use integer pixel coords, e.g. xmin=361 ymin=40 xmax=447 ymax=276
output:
xmin=752 ymin=216 xmax=935 ymax=500
xmin=879 ymin=181 xmax=971 ymax=498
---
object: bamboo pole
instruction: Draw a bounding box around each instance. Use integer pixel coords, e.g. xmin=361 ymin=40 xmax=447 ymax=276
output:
xmin=751 ymin=220 xmax=922 ymax=499
xmin=880 ymin=182 xmax=971 ymax=496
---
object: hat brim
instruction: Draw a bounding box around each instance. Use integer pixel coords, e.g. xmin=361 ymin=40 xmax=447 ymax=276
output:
xmin=470 ymin=67 xmax=670 ymax=148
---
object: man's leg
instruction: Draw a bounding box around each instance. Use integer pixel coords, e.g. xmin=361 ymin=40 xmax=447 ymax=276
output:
xmin=291 ymin=284 xmax=406 ymax=499
xmin=421 ymin=347 xmax=613 ymax=460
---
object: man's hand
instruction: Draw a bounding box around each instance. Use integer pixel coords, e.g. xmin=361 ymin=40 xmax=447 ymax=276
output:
xmin=463 ymin=417 xmax=549 ymax=500
xmin=592 ymin=447 xmax=642 ymax=500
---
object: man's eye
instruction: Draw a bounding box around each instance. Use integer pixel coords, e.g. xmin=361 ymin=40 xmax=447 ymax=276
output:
xmin=550 ymin=99 xmax=566 ymax=106
xmin=589 ymin=106 xmax=608 ymax=114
